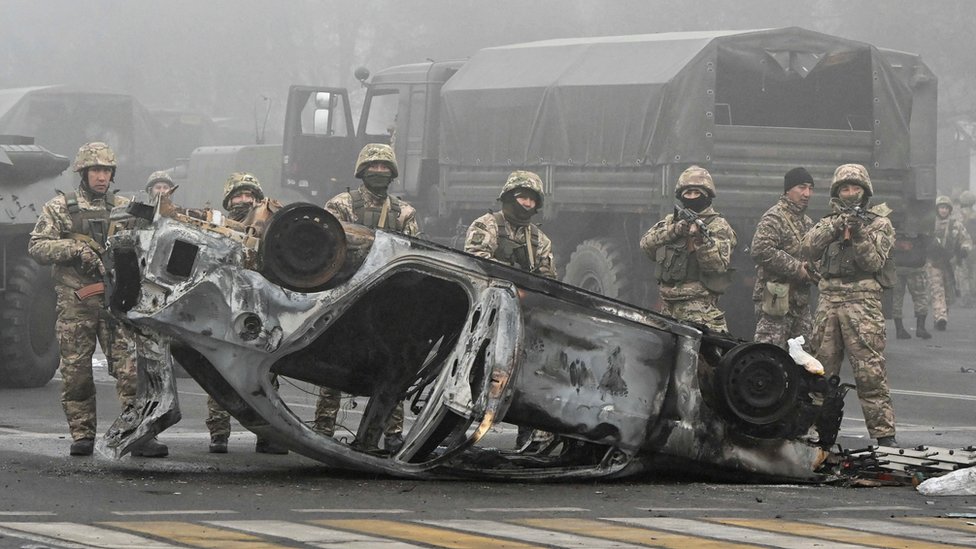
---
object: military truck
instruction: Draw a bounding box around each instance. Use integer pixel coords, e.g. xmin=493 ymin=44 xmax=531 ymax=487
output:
xmin=275 ymin=28 xmax=940 ymax=336
xmin=0 ymin=136 xmax=69 ymax=387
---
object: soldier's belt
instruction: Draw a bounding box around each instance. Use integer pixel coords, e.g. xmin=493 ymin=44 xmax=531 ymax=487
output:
xmin=74 ymin=282 xmax=105 ymax=301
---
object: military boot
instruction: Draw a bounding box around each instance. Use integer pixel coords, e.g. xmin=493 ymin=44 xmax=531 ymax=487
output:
xmin=935 ymin=317 xmax=947 ymax=331
xmin=894 ymin=318 xmax=911 ymax=339
xmin=209 ymin=435 xmax=228 ymax=454
xmin=69 ymin=438 xmax=95 ymax=456
xmin=915 ymin=315 xmax=932 ymax=339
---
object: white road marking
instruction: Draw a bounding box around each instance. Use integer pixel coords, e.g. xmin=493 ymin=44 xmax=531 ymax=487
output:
xmin=468 ymin=507 xmax=588 ymax=513
xmin=111 ymin=509 xmax=238 ymax=516
xmin=209 ymin=519 xmax=424 ymax=548
xmin=292 ymin=508 xmax=412 ymax=514
xmin=424 ymin=519 xmax=646 ymax=548
xmin=827 ymin=518 xmax=976 ymax=546
xmin=0 ymin=522 xmax=180 ymax=548
xmin=891 ymin=389 xmax=976 ymax=402
xmin=610 ymin=517 xmax=875 ymax=549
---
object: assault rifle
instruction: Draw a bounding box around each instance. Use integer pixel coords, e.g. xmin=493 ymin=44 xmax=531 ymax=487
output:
xmin=839 ymin=205 xmax=871 ymax=241
xmin=674 ymin=203 xmax=713 ymax=244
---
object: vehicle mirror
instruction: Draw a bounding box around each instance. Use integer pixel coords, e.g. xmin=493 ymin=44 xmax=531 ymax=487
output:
xmin=313 ymin=110 xmax=332 ymax=135
xmin=315 ymin=92 xmax=333 ymax=109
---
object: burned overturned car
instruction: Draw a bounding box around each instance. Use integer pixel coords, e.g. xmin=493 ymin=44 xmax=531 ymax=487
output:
xmin=102 ymin=198 xmax=846 ymax=481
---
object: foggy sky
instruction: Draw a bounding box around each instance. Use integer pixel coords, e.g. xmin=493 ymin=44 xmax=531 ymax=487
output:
xmin=2 ymin=0 xmax=973 ymax=154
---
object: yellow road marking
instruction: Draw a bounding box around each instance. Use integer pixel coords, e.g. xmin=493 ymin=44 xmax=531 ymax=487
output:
xmin=102 ymin=521 xmax=291 ymax=548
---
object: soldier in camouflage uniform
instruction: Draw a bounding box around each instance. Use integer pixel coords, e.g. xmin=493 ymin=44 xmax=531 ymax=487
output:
xmin=802 ymin=163 xmax=898 ymax=446
xmin=890 ymin=216 xmax=932 ymax=339
xmin=313 ymin=144 xmax=418 ymax=453
xmin=956 ymin=191 xmax=976 ymax=307
xmin=640 ymin=166 xmax=737 ymax=334
xmin=206 ymin=172 xmax=288 ymax=455
xmin=145 ymin=170 xmax=175 ymax=198
xmin=750 ymin=167 xmax=816 ymax=348
xmin=465 ymin=170 xmax=556 ymax=451
xmin=28 ymin=142 xmax=167 ymax=457
xmin=926 ymin=195 xmax=973 ymax=331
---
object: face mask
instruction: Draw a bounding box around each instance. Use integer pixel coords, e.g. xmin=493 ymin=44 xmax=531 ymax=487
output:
xmin=502 ymin=199 xmax=535 ymax=225
xmin=363 ymin=173 xmax=393 ymax=196
xmin=679 ymin=194 xmax=712 ymax=213
xmin=838 ymin=191 xmax=864 ymax=209
xmin=228 ymin=203 xmax=252 ymax=222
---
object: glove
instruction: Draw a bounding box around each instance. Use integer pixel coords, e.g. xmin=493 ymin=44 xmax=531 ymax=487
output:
xmin=76 ymin=245 xmax=105 ymax=278
xmin=670 ymin=219 xmax=691 ymax=238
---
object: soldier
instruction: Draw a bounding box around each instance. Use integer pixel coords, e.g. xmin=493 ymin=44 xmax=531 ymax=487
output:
xmin=926 ymin=195 xmax=973 ymax=331
xmin=640 ymin=166 xmax=737 ymax=334
xmin=206 ymin=172 xmax=288 ymax=455
xmin=802 ymin=163 xmax=898 ymax=446
xmin=145 ymin=170 xmax=175 ymax=198
xmin=890 ymin=217 xmax=932 ymax=339
xmin=28 ymin=142 xmax=168 ymax=457
xmin=465 ymin=169 xmax=556 ymax=450
xmin=313 ymin=144 xmax=419 ymax=453
xmin=750 ymin=167 xmax=816 ymax=348
xmin=957 ymin=191 xmax=976 ymax=307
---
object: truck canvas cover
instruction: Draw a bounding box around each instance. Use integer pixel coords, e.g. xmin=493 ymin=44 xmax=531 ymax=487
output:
xmin=439 ymin=27 xmax=919 ymax=169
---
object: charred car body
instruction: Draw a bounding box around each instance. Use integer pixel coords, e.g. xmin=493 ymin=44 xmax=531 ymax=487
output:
xmin=104 ymin=198 xmax=846 ymax=481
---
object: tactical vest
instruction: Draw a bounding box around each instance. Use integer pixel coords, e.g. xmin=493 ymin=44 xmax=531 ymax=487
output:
xmin=64 ymin=190 xmax=116 ymax=252
xmin=655 ymin=242 xmax=700 ymax=285
xmin=492 ymin=211 xmax=542 ymax=272
xmin=654 ymin=215 xmax=732 ymax=292
xmin=820 ymin=211 xmax=895 ymax=288
xmin=351 ymin=188 xmax=402 ymax=231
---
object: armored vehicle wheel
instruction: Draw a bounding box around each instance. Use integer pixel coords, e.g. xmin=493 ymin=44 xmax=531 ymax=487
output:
xmin=0 ymin=256 xmax=59 ymax=388
xmin=563 ymin=238 xmax=636 ymax=301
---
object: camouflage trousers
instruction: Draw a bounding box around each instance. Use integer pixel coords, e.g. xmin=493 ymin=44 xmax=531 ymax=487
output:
xmin=55 ymin=285 xmax=136 ymax=441
xmin=661 ymin=294 xmax=728 ymax=334
xmin=314 ymin=387 xmax=403 ymax=437
xmin=925 ymin=263 xmax=952 ymax=323
xmin=810 ymin=295 xmax=895 ymax=439
xmin=206 ymin=375 xmax=281 ymax=438
xmin=752 ymin=302 xmax=812 ymax=350
xmin=954 ymin=255 xmax=976 ymax=307
xmin=892 ymin=266 xmax=928 ymax=319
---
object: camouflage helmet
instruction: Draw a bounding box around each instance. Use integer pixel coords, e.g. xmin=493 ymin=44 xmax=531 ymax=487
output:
xmin=674 ymin=165 xmax=716 ymax=198
xmin=145 ymin=170 xmax=175 ymax=193
xmin=497 ymin=170 xmax=544 ymax=208
xmin=959 ymin=190 xmax=976 ymax=207
xmin=354 ymin=143 xmax=398 ymax=179
xmin=222 ymin=172 xmax=265 ymax=210
xmin=830 ymin=163 xmax=873 ymax=198
xmin=936 ymin=195 xmax=954 ymax=209
xmin=72 ymin=142 xmax=117 ymax=172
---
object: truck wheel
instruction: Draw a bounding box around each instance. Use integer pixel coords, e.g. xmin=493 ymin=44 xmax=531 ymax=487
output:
xmin=0 ymin=257 xmax=59 ymax=388
xmin=563 ymin=238 xmax=636 ymax=301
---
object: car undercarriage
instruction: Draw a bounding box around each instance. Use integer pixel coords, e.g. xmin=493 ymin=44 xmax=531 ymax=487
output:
xmin=99 ymin=197 xmax=846 ymax=481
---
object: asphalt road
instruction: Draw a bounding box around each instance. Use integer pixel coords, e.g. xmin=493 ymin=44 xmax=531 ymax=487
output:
xmin=1 ymin=305 xmax=975 ymax=548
